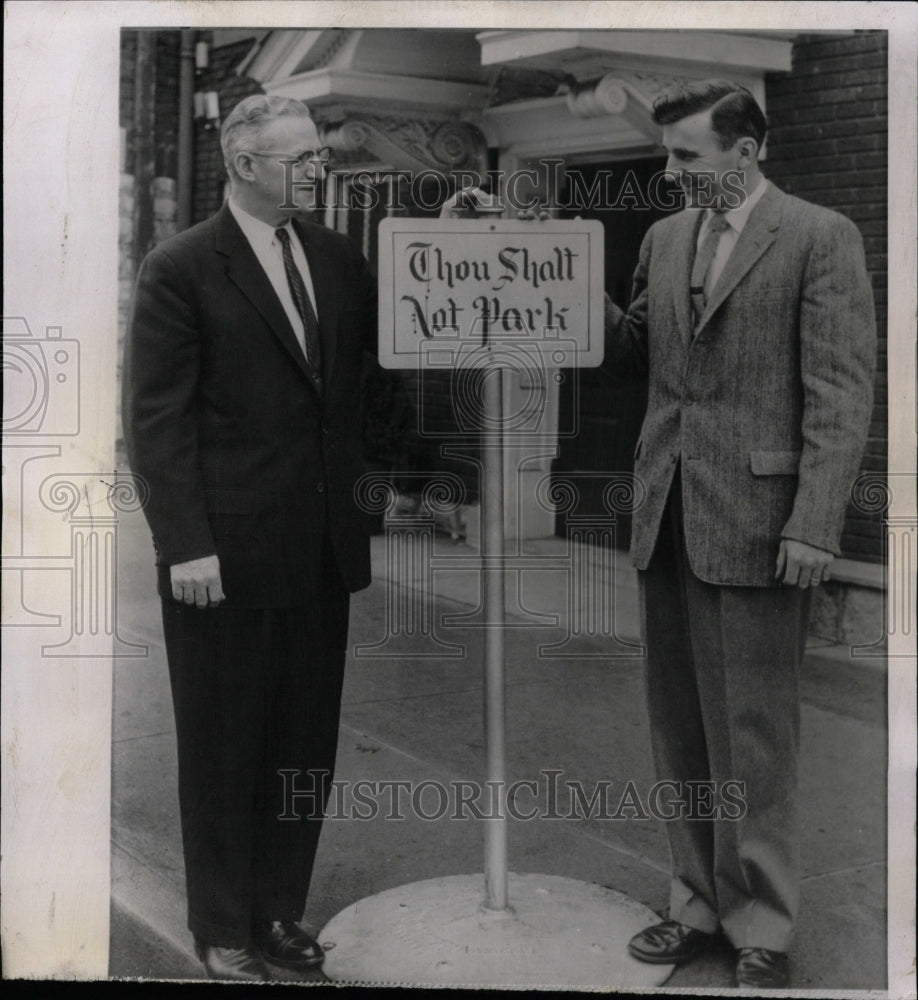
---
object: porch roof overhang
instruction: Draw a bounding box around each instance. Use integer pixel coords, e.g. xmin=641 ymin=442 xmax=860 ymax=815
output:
xmin=244 ymin=28 xmax=490 ymax=115
xmin=475 ymin=30 xmax=796 ymax=160
xmin=475 ymin=29 xmax=795 ymax=79
xmin=241 ymin=28 xmax=799 ymax=164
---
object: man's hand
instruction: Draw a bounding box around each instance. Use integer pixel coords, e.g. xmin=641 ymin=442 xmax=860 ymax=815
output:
xmin=775 ymin=539 xmax=834 ymax=588
xmin=170 ymin=555 xmax=225 ymax=608
xmin=439 ymin=186 xmax=490 ymax=219
xmin=516 ymin=206 xmax=552 ymax=221
xmin=439 ymin=185 xmax=544 ymax=220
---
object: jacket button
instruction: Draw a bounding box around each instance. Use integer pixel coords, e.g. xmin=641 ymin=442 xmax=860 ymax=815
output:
xmin=316 ymin=482 xmax=326 ymax=494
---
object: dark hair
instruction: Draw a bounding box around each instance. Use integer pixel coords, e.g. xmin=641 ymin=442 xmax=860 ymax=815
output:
xmin=652 ymin=79 xmax=768 ymax=151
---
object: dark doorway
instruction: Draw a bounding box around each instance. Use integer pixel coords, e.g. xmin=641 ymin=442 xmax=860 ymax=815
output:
xmin=554 ymin=156 xmax=678 ymax=549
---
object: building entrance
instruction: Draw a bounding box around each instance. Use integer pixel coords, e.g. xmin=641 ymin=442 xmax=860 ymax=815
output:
xmin=554 ymin=156 xmax=678 ymax=549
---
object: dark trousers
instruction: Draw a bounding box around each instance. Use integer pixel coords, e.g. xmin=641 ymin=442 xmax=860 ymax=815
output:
xmin=162 ymin=566 xmax=350 ymax=947
xmin=639 ymin=476 xmax=811 ymax=952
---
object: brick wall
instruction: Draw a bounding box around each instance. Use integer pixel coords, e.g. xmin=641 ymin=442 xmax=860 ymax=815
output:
xmin=764 ymin=31 xmax=888 ymax=563
xmin=119 ymin=30 xmax=182 ymax=265
xmin=118 ymin=29 xmax=183 ymax=449
xmin=121 ymin=31 xmax=263 ymax=226
xmin=192 ymin=37 xmax=264 ymax=223
xmin=153 ymin=32 xmax=180 ymax=179
xmin=119 ymin=31 xmax=136 ymax=156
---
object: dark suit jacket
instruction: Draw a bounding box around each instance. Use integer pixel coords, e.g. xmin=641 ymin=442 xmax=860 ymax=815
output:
xmin=123 ymin=203 xmax=377 ymax=607
xmin=605 ymin=183 xmax=877 ymax=586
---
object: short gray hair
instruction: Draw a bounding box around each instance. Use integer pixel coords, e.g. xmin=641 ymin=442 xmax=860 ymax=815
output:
xmin=221 ymin=94 xmax=314 ymax=171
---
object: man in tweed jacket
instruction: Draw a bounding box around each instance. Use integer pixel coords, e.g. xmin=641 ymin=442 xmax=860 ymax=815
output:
xmin=604 ymin=80 xmax=876 ymax=988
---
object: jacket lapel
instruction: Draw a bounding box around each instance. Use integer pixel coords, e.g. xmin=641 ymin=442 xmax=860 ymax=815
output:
xmin=294 ymin=219 xmax=338 ymax=385
xmin=694 ymin=183 xmax=783 ymax=336
xmin=213 ymin=204 xmax=314 ymax=382
xmin=672 ymin=209 xmax=705 ymax=345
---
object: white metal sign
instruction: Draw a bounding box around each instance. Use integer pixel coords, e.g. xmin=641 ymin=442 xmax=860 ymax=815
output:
xmin=377 ymin=218 xmax=606 ymax=370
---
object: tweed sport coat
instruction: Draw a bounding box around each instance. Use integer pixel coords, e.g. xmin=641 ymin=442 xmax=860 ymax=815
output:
xmin=123 ymin=203 xmax=377 ymax=607
xmin=604 ymin=182 xmax=877 ymax=586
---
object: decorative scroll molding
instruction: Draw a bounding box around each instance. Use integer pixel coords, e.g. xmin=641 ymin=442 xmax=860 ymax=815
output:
xmin=559 ymin=70 xmax=696 ymax=145
xmin=623 ymin=70 xmax=695 ymax=105
xmin=321 ymin=114 xmax=488 ymax=174
xmin=563 ymin=75 xmax=629 ymax=118
xmin=483 ymin=69 xmax=693 ymax=157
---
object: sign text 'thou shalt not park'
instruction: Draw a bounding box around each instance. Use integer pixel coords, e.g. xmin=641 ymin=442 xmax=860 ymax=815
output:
xmin=377 ymin=219 xmax=606 ymax=371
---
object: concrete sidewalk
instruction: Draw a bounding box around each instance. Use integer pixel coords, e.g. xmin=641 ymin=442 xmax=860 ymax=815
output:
xmin=109 ymin=505 xmax=887 ymax=989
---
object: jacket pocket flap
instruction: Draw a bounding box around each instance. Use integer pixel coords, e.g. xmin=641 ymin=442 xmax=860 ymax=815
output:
xmin=750 ymin=450 xmax=801 ymax=476
xmin=204 ymin=489 xmax=255 ymax=514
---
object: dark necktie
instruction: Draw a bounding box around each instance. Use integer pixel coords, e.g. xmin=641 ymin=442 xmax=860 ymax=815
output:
xmin=275 ymin=226 xmax=323 ymax=386
xmin=690 ymin=212 xmax=731 ymax=324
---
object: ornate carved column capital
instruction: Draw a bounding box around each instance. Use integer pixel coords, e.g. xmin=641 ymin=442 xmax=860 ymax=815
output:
xmin=563 ymin=75 xmax=629 ymax=119
xmin=321 ymin=114 xmax=488 ymax=175
xmin=560 ymin=70 xmax=694 ymax=145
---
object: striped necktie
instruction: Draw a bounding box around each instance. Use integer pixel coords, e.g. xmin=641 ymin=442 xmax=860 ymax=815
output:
xmin=275 ymin=226 xmax=323 ymax=388
xmin=690 ymin=212 xmax=730 ymax=324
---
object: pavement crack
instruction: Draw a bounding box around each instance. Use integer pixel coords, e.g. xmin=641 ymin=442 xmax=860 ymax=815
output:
xmin=336 ymin=723 xmax=671 ymax=878
xmin=801 ymin=858 xmax=886 ymax=881
xmin=112 ymin=729 xmax=175 ymax=745
xmin=565 ymin=824 xmax=671 ymax=876
xmin=343 ymin=685 xmax=481 ymax=709
xmin=111 ymin=836 xmax=182 ymax=884
xmin=338 ymin=723 xmax=463 ymax=777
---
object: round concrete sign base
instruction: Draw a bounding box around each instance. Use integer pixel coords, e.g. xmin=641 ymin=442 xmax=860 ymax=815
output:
xmin=320 ymin=872 xmax=675 ymax=989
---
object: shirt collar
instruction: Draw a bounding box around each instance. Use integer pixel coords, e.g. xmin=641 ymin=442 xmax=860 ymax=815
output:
xmin=711 ymin=176 xmax=769 ymax=236
xmin=228 ymin=197 xmax=293 ymax=251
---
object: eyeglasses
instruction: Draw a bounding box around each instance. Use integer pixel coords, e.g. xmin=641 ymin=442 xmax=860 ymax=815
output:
xmin=245 ymin=147 xmax=334 ymax=168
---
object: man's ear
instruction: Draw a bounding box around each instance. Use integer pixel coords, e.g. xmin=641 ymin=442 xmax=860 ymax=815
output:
xmin=736 ymin=137 xmax=759 ymax=167
xmin=232 ymin=151 xmax=256 ymax=182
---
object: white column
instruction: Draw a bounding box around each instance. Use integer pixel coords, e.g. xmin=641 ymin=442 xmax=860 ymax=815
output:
xmin=494 ymin=150 xmax=562 ymax=547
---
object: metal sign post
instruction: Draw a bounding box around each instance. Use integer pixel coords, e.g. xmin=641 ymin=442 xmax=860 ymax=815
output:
xmin=320 ymin=216 xmax=672 ymax=988
xmin=482 ymin=351 xmax=508 ymax=913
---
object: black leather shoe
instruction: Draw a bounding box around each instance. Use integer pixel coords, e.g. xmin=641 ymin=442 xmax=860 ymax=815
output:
xmin=193 ymin=939 xmax=269 ymax=981
xmin=736 ymin=947 xmax=790 ymax=988
xmin=628 ymin=920 xmax=719 ymax=965
xmin=253 ymin=919 xmax=325 ymax=969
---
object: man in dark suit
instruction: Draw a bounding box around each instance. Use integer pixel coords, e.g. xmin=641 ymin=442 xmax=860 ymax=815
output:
xmin=604 ymin=80 xmax=876 ymax=988
xmin=123 ymin=94 xmax=376 ymax=981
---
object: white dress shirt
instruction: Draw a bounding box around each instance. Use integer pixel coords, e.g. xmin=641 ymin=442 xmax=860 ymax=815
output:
xmin=228 ymin=198 xmax=319 ymax=357
xmin=695 ymin=176 xmax=770 ymax=296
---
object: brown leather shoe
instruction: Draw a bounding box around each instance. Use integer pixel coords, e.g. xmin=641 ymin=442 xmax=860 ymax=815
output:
xmin=628 ymin=920 xmax=719 ymax=965
xmin=193 ymin=939 xmax=269 ymax=981
xmin=253 ymin=919 xmax=325 ymax=969
xmin=736 ymin=947 xmax=790 ymax=988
